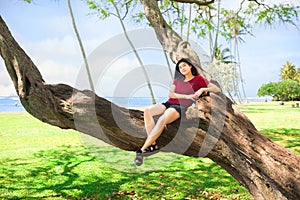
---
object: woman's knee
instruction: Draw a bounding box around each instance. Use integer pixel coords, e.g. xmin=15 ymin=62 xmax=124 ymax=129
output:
xmin=144 ymin=106 xmax=153 ymax=117
xmin=162 ymin=108 xmax=180 ymax=124
xmin=164 ymin=108 xmax=178 ymax=116
xmin=144 ymin=104 xmax=165 ymax=117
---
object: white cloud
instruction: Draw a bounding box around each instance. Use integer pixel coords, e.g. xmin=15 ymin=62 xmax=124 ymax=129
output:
xmin=0 ymin=84 xmax=16 ymax=96
xmin=95 ymin=56 xmax=139 ymax=96
xmin=24 ymin=35 xmax=80 ymax=64
xmin=38 ymin=60 xmax=79 ymax=85
xmin=0 ymin=64 xmax=16 ymax=96
xmin=0 ymin=57 xmax=79 ymax=96
xmin=0 ymin=59 xmax=16 ymax=96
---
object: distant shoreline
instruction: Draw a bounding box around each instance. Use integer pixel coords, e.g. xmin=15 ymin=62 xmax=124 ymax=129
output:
xmin=2 ymin=101 xmax=299 ymax=114
xmin=0 ymin=95 xmax=290 ymax=113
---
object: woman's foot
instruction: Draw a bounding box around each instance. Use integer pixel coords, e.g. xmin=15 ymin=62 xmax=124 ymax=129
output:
xmin=134 ymin=149 xmax=144 ymax=166
xmin=134 ymin=144 xmax=160 ymax=166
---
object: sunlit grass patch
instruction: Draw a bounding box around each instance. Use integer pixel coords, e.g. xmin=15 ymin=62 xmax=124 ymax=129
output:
xmin=238 ymin=101 xmax=300 ymax=154
xmin=0 ymin=101 xmax=298 ymax=199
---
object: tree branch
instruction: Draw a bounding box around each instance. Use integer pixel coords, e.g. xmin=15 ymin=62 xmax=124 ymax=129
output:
xmin=171 ymin=0 xmax=215 ymax=7
xmin=248 ymin=0 xmax=271 ymax=9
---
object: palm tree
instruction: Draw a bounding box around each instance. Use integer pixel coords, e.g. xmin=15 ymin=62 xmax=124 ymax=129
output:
xmin=296 ymin=67 xmax=300 ymax=83
xmin=68 ymin=0 xmax=95 ymax=92
xmin=231 ymin=24 xmax=248 ymax=103
xmin=214 ymin=45 xmax=233 ymax=64
xmin=281 ymin=61 xmax=297 ymax=80
xmin=111 ymin=1 xmax=156 ymax=104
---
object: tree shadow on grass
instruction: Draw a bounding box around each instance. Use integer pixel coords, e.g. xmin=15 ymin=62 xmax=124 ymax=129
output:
xmin=0 ymin=145 xmax=95 ymax=199
xmin=260 ymin=128 xmax=300 ymax=155
xmin=0 ymin=145 xmax=251 ymax=199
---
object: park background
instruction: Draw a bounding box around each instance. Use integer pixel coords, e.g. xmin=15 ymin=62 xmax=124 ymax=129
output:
xmin=0 ymin=0 xmax=299 ymax=199
xmin=0 ymin=0 xmax=300 ymax=99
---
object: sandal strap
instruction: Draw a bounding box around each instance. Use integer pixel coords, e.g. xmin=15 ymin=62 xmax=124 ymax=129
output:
xmin=146 ymin=144 xmax=159 ymax=152
xmin=136 ymin=149 xmax=143 ymax=154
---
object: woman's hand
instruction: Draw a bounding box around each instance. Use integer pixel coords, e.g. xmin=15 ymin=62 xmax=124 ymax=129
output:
xmin=169 ymin=91 xmax=176 ymax=99
xmin=169 ymin=91 xmax=196 ymax=100
xmin=185 ymin=94 xmax=197 ymax=100
xmin=194 ymin=88 xmax=208 ymax=98
xmin=194 ymin=83 xmax=221 ymax=98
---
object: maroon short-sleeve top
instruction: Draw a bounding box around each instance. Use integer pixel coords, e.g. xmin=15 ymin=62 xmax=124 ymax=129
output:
xmin=167 ymin=75 xmax=209 ymax=107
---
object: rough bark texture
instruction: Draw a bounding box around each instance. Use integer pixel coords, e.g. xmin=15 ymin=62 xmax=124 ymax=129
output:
xmin=0 ymin=14 xmax=299 ymax=200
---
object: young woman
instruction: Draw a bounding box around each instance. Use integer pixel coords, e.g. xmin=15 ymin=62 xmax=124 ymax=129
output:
xmin=134 ymin=58 xmax=220 ymax=166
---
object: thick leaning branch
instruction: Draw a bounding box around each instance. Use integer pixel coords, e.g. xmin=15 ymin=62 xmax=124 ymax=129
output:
xmin=0 ymin=15 xmax=300 ymax=200
xmin=0 ymin=14 xmax=210 ymax=151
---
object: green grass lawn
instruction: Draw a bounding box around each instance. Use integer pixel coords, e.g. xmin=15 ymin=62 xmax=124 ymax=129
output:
xmin=0 ymin=101 xmax=299 ymax=199
xmin=238 ymin=101 xmax=300 ymax=155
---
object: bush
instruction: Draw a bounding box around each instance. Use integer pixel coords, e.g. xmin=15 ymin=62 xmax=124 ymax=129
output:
xmin=258 ymin=80 xmax=300 ymax=101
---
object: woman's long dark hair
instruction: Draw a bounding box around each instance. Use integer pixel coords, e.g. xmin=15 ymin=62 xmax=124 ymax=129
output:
xmin=174 ymin=58 xmax=199 ymax=80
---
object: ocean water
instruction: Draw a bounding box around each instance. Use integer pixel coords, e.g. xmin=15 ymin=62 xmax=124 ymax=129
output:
xmin=0 ymin=96 xmax=25 ymax=112
xmin=0 ymin=96 xmax=169 ymax=112
xmin=0 ymin=96 xmax=269 ymax=113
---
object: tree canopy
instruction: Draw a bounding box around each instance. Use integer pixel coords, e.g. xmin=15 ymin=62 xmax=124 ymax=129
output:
xmin=85 ymin=0 xmax=300 ymax=100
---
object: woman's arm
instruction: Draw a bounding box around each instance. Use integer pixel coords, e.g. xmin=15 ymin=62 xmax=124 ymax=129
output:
xmin=201 ymin=82 xmax=221 ymax=93
xmin=194 ymin=82 xmax=221 ymax=98
xmin=208 ymin=82 xmax=221 ymax=93
xmin=169 ymin=82 xmax=221 ymax=100
xmin=169 ymin=84 xmax=195 ymax=100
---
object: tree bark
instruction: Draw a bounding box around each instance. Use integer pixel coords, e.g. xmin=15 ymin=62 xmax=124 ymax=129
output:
xmin=0 ymin=14 xmax=299 ymax=200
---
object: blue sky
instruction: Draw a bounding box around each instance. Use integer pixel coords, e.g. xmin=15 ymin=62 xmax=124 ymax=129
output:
xmin=0 ymin=0 xmax=299 ymax=99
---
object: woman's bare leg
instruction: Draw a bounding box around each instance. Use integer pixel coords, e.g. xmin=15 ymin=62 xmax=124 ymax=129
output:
xmin=141 ymin=108 xmax=180 ymax=151
xmin=144 ymin=104 xmax=166 ymax=136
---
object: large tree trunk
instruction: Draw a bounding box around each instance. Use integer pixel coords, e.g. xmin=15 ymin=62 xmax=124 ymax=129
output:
xmin=0 ymin=14 xmax=299 ymax=200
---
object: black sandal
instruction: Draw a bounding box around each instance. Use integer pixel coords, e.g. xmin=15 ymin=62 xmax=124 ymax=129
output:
xmin=134 ymin=144 xmax=160 ymax=166
xmin=143 ymin=144 xmax=160 ymax=157
xmin=134 ymin=149 xmax=144 ymax=166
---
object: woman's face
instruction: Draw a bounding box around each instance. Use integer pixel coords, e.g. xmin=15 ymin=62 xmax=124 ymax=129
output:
xmin=178 ymin=62 xmax=192 ymax=76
